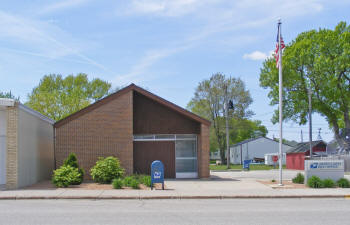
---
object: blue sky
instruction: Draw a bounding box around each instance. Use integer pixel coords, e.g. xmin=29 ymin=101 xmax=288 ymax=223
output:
xmin=1 ymin=0 xmax=350 ymax=142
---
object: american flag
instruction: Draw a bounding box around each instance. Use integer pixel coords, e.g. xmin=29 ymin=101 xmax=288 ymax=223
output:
xmin=275 ymin=23 xmax=285 ymax=68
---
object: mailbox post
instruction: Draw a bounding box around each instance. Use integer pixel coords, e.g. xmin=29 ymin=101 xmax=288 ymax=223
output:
xmin=151 ymin=160 xmax=164 ymax=190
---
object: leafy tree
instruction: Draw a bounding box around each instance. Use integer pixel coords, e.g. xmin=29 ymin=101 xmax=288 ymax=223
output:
xmin=187 ymin=73 xmax=253 ymax=162
xmin=229 ymin=119 xmax=268 ymax=145
xmin=0 ymin=91 xmax=19 ymax=100
xmin=260 ymin=22 xmax=350 ymax=145
xmin=26 ymin=73 xmax=111 ymax=121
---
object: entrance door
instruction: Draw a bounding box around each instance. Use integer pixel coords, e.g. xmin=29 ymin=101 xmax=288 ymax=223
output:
xmin=175 ymin=135 xmax=198 ymax=178
xmin=133 ymin=141 xmax=176 ymax=178
xmin=0 ymin=110 xmax=7 ymax=185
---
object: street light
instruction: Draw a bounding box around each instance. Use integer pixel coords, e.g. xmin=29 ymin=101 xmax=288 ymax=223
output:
xmin=225 ymin=98 xmax=234 ymax=169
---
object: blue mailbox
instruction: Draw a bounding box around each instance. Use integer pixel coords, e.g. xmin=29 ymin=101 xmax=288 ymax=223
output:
xmin=151 ymin=160 xmax=164 ymax=190
xmin=243 ymin=159 xmax=252 ymax=170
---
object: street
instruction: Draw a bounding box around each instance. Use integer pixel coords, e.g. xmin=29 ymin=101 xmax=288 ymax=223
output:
xmin=0 ymin=198 xmax=349 ymax=225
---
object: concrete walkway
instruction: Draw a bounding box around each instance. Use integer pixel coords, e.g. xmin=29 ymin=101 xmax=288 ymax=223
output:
xmin=1 ymin=170 xmax=350 ymax=199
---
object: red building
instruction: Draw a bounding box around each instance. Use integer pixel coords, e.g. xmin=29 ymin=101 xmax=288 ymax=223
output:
xmin=286 ymin=141 xmax=327 ymax=170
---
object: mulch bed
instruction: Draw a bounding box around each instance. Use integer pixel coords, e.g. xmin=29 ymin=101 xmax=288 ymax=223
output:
xmin=258 ymin=180 xmax=308 ymax=189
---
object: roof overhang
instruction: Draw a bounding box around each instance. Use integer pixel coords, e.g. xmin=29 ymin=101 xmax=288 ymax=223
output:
xmin=55 ymin=84 xmax=211 ymax=128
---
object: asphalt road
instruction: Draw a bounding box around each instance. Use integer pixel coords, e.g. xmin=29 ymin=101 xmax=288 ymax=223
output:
xmin=0 ymin=198 xmax=349 ymax=225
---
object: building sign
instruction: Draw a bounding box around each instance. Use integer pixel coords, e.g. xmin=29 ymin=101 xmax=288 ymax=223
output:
xmin=151 ymin=160 xmax=164 ymax=190
xmin=309 ymin=161 xmax=343 ymax=170
xmin=305 ymin=160 xmax=344 ymax=182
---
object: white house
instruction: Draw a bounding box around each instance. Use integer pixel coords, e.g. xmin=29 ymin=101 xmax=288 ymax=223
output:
xmin=0 ymin=98 xmax=54 ymax=190
xmin=229 ymin=137 xmax=292 ymax=164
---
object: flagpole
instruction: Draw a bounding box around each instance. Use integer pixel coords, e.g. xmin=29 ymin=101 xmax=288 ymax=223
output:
xmin=278 ymin=19 xmax=283 ymax=186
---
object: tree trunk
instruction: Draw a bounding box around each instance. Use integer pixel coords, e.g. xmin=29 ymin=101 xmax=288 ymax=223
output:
xmin=332 ymin=121 xmax=345 ymax=151
xmin=343 ymin=108 xmax=350 ymax=129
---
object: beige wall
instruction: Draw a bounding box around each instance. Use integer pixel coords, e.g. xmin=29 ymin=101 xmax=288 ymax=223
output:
xmin=17 ymin=105 xmax=54 ymax=188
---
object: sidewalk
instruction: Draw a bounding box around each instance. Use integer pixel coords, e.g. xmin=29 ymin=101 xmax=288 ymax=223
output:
xmin=1 ymin=171 xmax=350 ymax=200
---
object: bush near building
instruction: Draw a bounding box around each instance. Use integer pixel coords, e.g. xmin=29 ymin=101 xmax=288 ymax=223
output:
xmin=337 ymin=178 xmax=350 ymax=188
xmin=112 ymin=175 xmax=152 ymax=189
xmin=52 ymin=165 xmax=82 ymax=188
xmin=292 ymin=173 xmax=304 ymax=184
xmin=322 ymin=179 xmax=335 ymax=188
xmin=90 ymin=156 xmax=125 ymax=184
xmin=63 ymin=153 xmax=84 ymax=185
xmin=307 ymin=176 xmax=323 ymax=188
xmin=112 ymin=178 xmax=123 ymax=189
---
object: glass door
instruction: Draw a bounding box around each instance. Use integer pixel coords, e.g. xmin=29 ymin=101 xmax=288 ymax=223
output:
xmin=175 ymin=135 xmax=197 ymax=178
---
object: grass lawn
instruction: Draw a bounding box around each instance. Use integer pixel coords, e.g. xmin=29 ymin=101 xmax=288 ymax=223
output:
xmin=210 ymin=164 xmax=286 ymax=171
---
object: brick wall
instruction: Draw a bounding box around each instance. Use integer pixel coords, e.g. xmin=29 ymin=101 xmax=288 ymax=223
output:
xmin=6 ymin=105 xmax=18 ymax=189
xmin=198 ymin=124 xmax=210 ymax=178
xmin=55 ymin=91 xmax=134 ymax=178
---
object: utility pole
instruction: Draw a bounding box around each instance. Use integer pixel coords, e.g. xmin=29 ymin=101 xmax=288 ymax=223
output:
xmin=308 ymin=88 xmax=313 ymax=159
xmin=225 ymin=86 xmax=230 ymax=169
xmin=317 ymin=128 xmax=322 ymax=140
xmin=301 ymin=130 xmax=303 ymax=143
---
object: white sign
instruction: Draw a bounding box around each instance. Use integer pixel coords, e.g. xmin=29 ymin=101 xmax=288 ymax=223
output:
xmin=305 ymin=160 xmax=344 ymax=182
xmin=308 ymin=161 xmax=343 ymax=170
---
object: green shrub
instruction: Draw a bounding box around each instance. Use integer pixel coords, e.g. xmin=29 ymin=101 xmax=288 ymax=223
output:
xmin=63 ymin=153 xmax=79 ymax=168
xmin=63 ymin=153 xmax=84 ymax=184
xmin=142 ymin=175 xmax=152 ymax=187
xmin=130 ymin=179 xmax=140 ymax=189
xmin=337 ymin=178 xmax=350 ymax=188
xmin=52 ymin=165 xmax=81 ymax=188
xmin=322 ymin=178 xmax=335 ymax=188
xmin=292 ymin=173 xmax=305 ymax=184
xmin=123 ymin=176 xmax=135 ymax=187
xmin=133 ymin=174 xmax=152 ymax=187
xmin=90 ymin=157 xmax=125 ymax=184
xmin=112 ymin=178 xmax=123 ymax=189
xmin=307 ymin=176 xmax=323 ymax=188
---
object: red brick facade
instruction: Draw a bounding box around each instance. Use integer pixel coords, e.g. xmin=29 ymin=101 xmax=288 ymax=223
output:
xmin=55 ymin=91 xmax=133 ymax=177
xmin=54 ymin=84 xmax=210 ymax=179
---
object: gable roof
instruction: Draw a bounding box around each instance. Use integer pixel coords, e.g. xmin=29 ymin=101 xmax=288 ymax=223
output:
xmin=231 ymin=136 xmax=294 ymax=147
xmin=286 ymin=140 xmax=327 ymax=154
xmin=54 ymin=83 xmax=211 ymax=128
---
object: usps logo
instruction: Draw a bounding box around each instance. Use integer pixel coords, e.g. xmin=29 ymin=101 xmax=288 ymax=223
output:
xmin=310 ymin=163 xmax=318 ymax=169
xmin=154 ymin=171 xmax=161 ymax=179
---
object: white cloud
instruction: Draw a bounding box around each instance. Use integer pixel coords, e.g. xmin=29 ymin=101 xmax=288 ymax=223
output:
xmin=124 ymin=0 xmax=217 ymax=17
xmin=0 ymin=11 xmax=106 ymax=70
xmin=243 ymin=51 xmax=270 ymax=60
xmin=39 ymin=0 xmax=91 ymax=14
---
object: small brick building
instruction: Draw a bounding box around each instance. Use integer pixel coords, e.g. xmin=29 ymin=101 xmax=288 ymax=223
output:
xmin=54 ymin=84 xmax=210 ymax=179
xmin=286 ymin=141 xmax=327 ymax=170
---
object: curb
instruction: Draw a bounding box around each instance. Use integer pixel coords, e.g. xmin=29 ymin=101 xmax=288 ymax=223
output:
xmin=0 ymin=195 xmax=348 ymax=200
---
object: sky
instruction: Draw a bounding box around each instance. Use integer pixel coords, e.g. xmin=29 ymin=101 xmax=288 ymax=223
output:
xmin=1 ymin=0 xmax=350 ymax=143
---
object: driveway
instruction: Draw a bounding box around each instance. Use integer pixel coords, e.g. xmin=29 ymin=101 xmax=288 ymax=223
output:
xmin=210 ymin=169 xmax=303 ymax=180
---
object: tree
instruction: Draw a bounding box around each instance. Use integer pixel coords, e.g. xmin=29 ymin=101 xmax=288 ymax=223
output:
xmin=187 ymin=73 xmax=253 ymax=162
xmin=26 ymin=73 xmax=111 ymax=121
xmin=260 ymin=22 xmax=350 ymax=145
xmin=0 ymin=91 xmax=19 ymax=100
xmin=229 ymin=119 xmax=268 ymax=145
